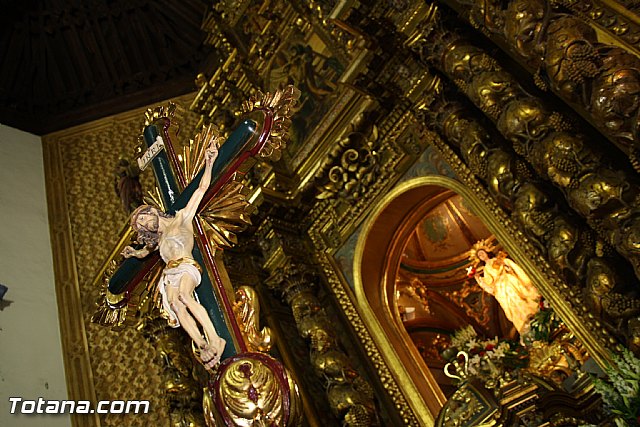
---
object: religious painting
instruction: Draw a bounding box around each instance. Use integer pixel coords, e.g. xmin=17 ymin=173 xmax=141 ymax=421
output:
xmin=194 ymin=0 xmax=365 ymax=175
xmin=216 ymin=0 xmax=352 ymax=169
xmin=262 ymin=32 xmax=345 ymax=163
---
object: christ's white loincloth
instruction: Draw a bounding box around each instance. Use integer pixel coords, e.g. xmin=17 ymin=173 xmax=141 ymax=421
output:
xmin=158 ymin=261 xmax=202 ymax=327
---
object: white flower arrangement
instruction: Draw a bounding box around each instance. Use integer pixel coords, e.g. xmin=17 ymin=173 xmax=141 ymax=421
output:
xmin=450 ymin=325 xmax=480 ymax=349
xmin=449 ymin=326 xmax=528 ymax=380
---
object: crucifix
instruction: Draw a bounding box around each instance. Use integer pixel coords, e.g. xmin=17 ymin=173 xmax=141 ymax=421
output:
xmin=122 ymin=135 xmax=226 ymax=368
xmin=92 ymin=86 xmax=300 ymax=369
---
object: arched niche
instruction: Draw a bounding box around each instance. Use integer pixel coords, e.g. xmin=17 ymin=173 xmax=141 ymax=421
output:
xmin=353 ymin=176 xmax=540 ymax=420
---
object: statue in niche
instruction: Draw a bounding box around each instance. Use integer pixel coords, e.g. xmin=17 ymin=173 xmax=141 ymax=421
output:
xmin=121 ymin=141 xmax=226 ymax=370
xmin=468 ymin=239 xmax=542 ymax=336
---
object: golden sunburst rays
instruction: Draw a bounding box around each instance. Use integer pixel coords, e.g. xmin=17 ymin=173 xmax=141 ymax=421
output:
xmin=142 ymin=186 xmax=168 ymax=212
xmin=91 ymin=246 xmax=164 ymax=328
xmin=199 ymin=178 xmax=255 ymax=250
xmin=180 ymin=123 xmax=225 ymax=182
xmin=140 ymin=122 xmax=252 ymax=250
xmin=241 ymin=84 xmax=301 ymax=161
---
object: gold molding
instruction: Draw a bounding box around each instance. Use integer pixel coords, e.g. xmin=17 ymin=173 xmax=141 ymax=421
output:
xmin=351 ymin=180 xmax=464 ymax=424
xmin=43 ymin=138 xmax=100 ymax=427
xmin=305 ymin=111 xmax=438 ymax=426
xmin=314 ymin=252 xmax=424 ymax=426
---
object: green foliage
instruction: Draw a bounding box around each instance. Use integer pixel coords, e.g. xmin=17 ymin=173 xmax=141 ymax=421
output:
xmin=591 ymin=348 xmax=640 ymax=427
xmin=527 ymin=300 xmax=561 ymax=343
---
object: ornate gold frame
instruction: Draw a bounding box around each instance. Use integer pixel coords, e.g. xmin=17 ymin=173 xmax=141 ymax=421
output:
xmin=352 ymin=181 xmax=456 ymax=421
xmin=344 ymin=171 xmax=613 ymax=423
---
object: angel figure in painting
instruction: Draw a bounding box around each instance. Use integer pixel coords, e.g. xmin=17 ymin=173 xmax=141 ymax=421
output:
xmin=468 ymin=239 xmax=542 ymax=336
xmin=121 ymin=141 xmax=226 ymax=370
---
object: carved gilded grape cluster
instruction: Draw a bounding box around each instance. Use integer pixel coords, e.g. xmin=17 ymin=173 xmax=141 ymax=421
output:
xmin=409 ymin=7 xmax=640 ymax=292
xmin=266 ymin=260 xmax=379 ymax=426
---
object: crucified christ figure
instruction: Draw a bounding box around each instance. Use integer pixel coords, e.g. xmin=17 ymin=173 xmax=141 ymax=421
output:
xmin=122 ymin=141 xmax=226 ymax=369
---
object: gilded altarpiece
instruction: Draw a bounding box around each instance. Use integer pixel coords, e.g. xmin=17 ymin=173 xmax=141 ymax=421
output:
xmin=230 ymin=0 xmax=640 ymax=425
xmin=42 ymin=0 xmax=640 ymax=425
xmin=295 ymin=0 xmax=640 ymax=424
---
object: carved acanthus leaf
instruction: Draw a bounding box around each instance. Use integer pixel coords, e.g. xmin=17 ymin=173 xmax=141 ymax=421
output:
xmin=233 ymin=286 xmax=273 ymax=352
xmin=315 ymin=124 xmax=381 ymax=201
xmin=241 ymin=85 xmax=301 ymax=161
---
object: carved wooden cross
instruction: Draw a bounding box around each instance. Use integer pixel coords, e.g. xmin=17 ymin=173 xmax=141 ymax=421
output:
xmin=93 ymin=87 xmax=299 ymax=361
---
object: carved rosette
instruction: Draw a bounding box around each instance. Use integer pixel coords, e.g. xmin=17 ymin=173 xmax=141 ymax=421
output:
xmin=206 ymin=352 xmax=302 ymax=427
xmin=315 ymin=122 xmax=382 ymax=201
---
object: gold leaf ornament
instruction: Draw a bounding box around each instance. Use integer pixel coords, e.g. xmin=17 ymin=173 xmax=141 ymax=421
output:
xmin=199 ymin=179 xmax=255 ymax=250
xmin=241 ymin=85 xmax=301 ymax=161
